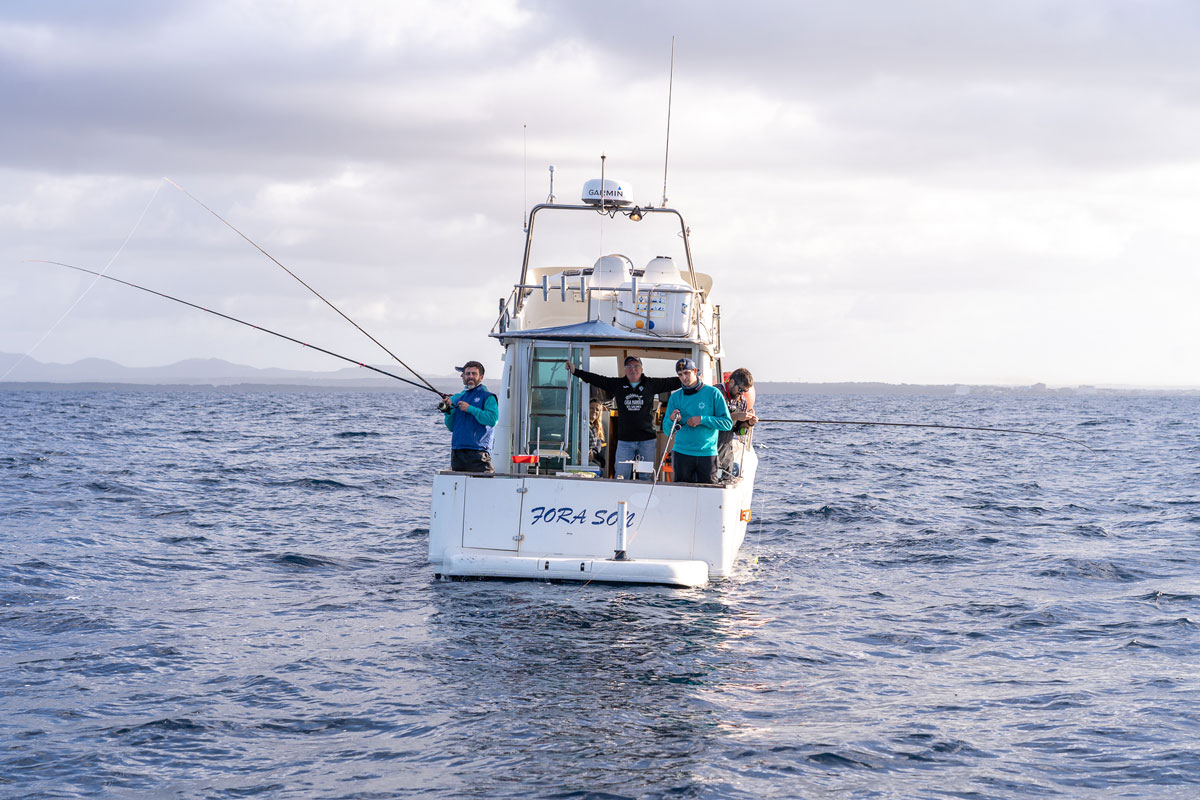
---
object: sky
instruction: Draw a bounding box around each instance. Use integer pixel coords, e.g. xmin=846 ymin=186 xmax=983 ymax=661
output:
xmin=3 ymin=0 xmax=1200 ymax=387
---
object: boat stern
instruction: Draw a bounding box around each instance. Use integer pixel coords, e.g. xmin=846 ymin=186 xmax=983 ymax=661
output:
xmin=428 ymin=470 xmax=753 ymax=587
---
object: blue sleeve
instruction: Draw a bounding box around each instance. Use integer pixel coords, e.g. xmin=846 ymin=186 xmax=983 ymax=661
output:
xmin=443 ymin=390 xmax=462 ymax=431
xmin=707 ymin=387 xmax=733 ymax=431
xmin=463 ymin=393 xmax=499 ymax=427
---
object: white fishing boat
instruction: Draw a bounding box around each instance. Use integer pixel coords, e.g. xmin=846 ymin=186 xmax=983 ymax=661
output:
xmin=428 ymin=172 xmax=756 ymax=587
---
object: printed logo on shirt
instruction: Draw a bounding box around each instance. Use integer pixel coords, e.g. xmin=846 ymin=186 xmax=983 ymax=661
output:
xmin=699 ymin=402 xmax=707 ymax=411
xmin=624 ymin=394 xmax=644 ymax=412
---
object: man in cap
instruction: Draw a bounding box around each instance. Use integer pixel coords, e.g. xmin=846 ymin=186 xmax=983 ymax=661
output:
xmin=439 ymin=360 xmax=498 ymax=473
xmin=663 ymin=358 xmax=732 ymax=484
xmin=566 ymin=355 xmax=680 ymax=479
xmin=716 ymin=367 xmax=757 ymax=481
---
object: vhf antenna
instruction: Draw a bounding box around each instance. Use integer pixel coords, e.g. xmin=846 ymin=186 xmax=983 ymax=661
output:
xmin=523 ymin=123 xmax=528 ymax=230
xmin=661 ymin=36 xmax=675 ymax=208
xmin=600 ymin=153 xmax=607 ymax=213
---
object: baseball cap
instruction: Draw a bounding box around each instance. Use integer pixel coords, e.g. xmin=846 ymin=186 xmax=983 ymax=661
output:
xmin=675 ymin=358 xmax=697 ymax=372
xmin=623 ymin=355 xmax=642 ymax=366
xmin=455 ymin=360 xmax=485 ymax=375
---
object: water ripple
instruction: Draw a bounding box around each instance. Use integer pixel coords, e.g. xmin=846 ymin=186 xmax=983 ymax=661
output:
xmin=1 ymin=389 xmax=1197 ymax=799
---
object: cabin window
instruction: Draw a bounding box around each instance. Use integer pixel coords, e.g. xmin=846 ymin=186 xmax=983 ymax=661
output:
xmin=526 ymin=345 xmax=583 ymax=472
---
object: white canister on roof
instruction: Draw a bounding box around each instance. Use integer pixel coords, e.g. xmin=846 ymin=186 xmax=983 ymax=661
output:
xmin=616 ymin=256 xmax=693 ymax=336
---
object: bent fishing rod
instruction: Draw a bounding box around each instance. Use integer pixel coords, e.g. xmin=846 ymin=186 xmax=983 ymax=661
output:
xmin=164 ymin=178 xmax=442 ymax=395
xmin=30 ymin=260 xmax=444 ymax=396
xmin=756 ymin=418 xmax=1094 ymax=452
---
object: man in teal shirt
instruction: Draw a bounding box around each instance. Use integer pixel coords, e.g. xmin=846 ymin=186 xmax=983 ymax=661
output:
xmin=662 ymin=358 xmax=732 ymax=484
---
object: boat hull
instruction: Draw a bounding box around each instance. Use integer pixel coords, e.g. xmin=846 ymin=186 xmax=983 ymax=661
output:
xmin=428 ymin=449 xmax=756 ymax=587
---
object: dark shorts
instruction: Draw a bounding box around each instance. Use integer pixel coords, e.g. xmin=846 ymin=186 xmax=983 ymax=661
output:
xmin=672 ymin=452 xmax=717 ymax=484
xmin=451 ymin=449 xmax=494 ymax=473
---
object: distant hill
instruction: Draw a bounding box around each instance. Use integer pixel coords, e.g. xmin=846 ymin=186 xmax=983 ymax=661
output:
xmin=3 ymin=352 xmax=1195 ymax=395
xmin=0 ymin=352 xmax=450 ymax=390
xmin=753 ymin=381 xmax=1200 ymax=396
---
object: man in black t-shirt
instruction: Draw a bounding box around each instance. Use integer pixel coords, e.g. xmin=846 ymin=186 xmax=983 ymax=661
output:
xmin=566 ymin=355 xmax=681 ymax=479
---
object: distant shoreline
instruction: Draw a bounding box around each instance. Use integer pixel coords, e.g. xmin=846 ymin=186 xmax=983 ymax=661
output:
xmin=3 ymin=380 xmax=1197 ymax=397
xmin=0 ymin=381 xmax=419 ymax=393
xmin=5 ymin=353 xmax=1197 ymax=395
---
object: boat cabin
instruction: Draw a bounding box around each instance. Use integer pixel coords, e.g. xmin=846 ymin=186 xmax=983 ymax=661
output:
xmin=488 ymin=190 xmax=727 ymax=478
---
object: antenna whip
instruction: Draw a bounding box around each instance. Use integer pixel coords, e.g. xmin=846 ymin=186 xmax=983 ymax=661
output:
xmin=661 ymin=36 xmax=675 ymax=208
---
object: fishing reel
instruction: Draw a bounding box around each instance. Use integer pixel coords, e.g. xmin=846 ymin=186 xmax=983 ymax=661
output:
xmin=437 ymin=397 xmax=455 ymax=414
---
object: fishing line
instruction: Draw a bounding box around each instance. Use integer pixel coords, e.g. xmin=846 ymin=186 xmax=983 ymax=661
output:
xmin=756 ymin=418 xmax=1094 ymax=451
xmin=622 ymin=421 xmax=679 ymax=549
xmin=28 ymin=260 xmax=443 ymax=394
xmin=163 ymin=178 xmax=442 ymax=395
xmin=578 ymin=422 xmax=679 ymax=590
xmin=2 ymin=182 xmax=164 ymax=382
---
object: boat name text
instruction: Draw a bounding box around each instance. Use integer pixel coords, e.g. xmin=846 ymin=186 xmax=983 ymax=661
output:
xmin=527 ymin=506 xmax=637 ymax=528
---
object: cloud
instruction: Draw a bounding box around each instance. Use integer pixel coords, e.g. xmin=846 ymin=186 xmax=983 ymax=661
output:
xmin=3 ymin=1 xmax=1200 ymax=385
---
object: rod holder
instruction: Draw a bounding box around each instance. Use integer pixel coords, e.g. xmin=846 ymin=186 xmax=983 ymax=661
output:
xmin=614 ymin=500 xmax=628 ymax=560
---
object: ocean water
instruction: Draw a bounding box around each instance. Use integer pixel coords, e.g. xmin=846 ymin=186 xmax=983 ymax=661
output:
xmin=1 ymin=389 xmax=1197 ymax=799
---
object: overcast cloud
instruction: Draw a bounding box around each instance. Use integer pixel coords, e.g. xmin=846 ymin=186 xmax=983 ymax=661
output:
xmin=3 ymin=0 xmax=1199 ymax=387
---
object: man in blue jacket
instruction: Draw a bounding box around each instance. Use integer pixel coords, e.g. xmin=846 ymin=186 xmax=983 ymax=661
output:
xmin=439 ymin=360 xmax=499 ymax=473
xmin=663 ymin=358 xmax=732 ymax=484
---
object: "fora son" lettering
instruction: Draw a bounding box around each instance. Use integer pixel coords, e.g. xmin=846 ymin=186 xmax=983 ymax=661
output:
xmin=527 ymin=506 xmax=637 ymax=527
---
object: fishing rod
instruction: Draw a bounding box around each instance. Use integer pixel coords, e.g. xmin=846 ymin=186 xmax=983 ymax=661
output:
xmin=756 ymin=418 xmax=1094 ymax=452
xmin=656 ymin=421 xmax=681 ymax=482
xmin=30 ymin=260 xmax=444 ymax=396
xmin=163 ymin=178 xmax=442 ymax=395
xmin=622 ymin=421 xmax=680 ymax=550
xmin=1 ymin=182 xmax=164 ymax=383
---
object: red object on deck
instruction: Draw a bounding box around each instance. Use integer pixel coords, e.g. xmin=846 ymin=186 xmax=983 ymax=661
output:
xmin=511 ymin=454 xmax=539 ymax=464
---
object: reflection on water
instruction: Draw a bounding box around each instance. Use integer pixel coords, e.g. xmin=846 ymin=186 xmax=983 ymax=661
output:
xmin=424 ymin=583 xmax=754 ymax=795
